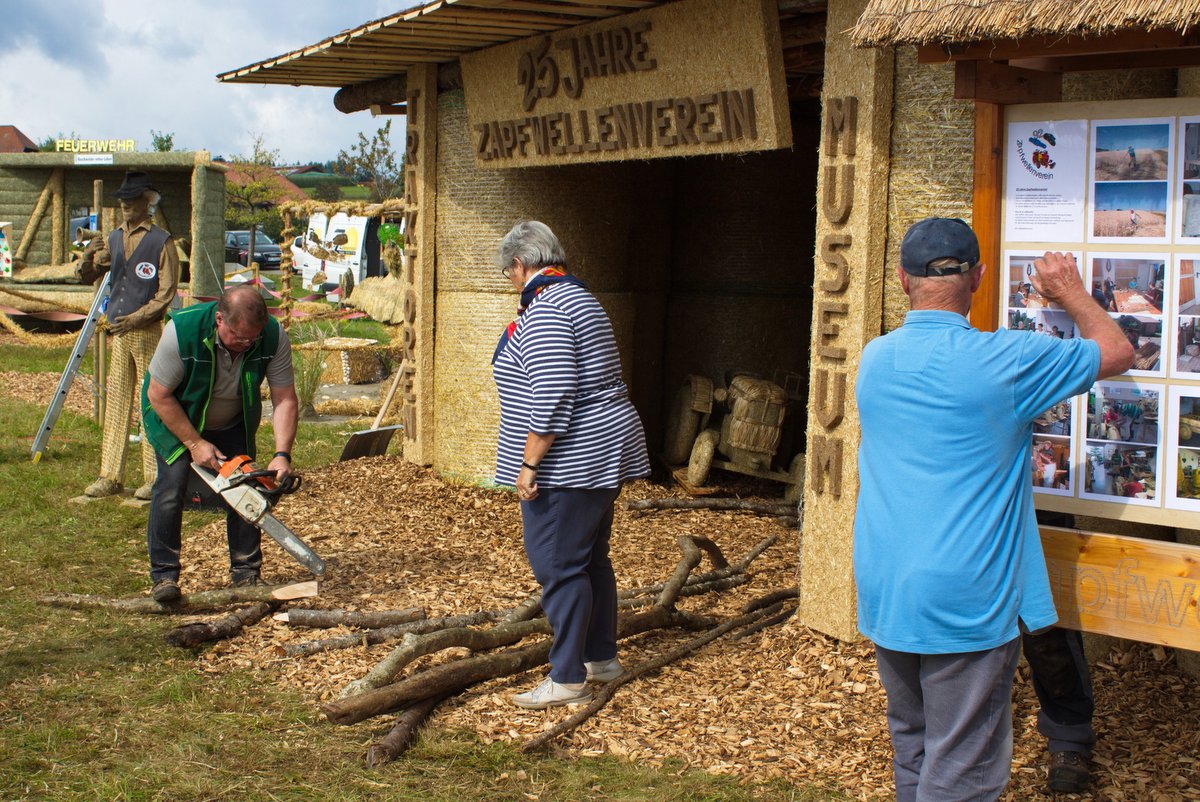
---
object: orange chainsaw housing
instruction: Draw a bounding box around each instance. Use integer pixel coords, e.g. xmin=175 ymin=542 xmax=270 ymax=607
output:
xmin=217 ymin=455 xmax=277 ymax=490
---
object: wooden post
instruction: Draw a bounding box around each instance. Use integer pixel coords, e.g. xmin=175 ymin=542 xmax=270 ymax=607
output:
xmin=968 ymin=101 xmax=1003 ymax=332
xmin=189 ymin=158 xmax=221 ymax=301
xmin=51 ymin=168 xmax=66 ymax=265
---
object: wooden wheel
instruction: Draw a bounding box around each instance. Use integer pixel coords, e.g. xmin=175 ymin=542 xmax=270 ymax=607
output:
xmin=686 ymin=429 xmax=720 ymax=487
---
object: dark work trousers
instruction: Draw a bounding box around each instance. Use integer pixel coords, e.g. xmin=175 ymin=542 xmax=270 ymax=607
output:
xmin=875 ymin=639 xmax=1022 ymax=802
xmin=520 ymin=486 xmax=621 ymax=684
xmin=1026 ymin=510 xmax=1096 ymax=755
xmin=146 ymin=422 xmax=261 ymax=582
xmin=1022 ymin=627 xmax=1096 ymax=755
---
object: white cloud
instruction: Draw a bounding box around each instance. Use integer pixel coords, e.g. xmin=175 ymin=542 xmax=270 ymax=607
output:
xmin=0 ymin=0 xmax=416 ymax=165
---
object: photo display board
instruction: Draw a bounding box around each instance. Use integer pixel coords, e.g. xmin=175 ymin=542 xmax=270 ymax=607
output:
xmin=1003 ymin=99 xmax=1200 ymax=527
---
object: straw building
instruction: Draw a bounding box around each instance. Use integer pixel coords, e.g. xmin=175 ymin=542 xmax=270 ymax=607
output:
xmin=220 ymin=0 xmax=1200 ymax=657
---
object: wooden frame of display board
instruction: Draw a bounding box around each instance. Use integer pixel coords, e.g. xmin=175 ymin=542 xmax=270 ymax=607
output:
xmin=983 ymin=98 xmax=1200 ymax=648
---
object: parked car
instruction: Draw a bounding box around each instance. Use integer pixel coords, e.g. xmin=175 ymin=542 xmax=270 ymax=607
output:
xmin=224 ymin=230 xmax=281 ymax=268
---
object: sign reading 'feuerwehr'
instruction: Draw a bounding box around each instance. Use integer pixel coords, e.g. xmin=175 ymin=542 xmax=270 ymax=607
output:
xmin=460 ymin=0 xmax=791 ymax=168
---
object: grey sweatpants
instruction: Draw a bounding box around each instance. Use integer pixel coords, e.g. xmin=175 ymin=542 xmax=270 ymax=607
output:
xmin=875 ymin=638 xmax=1022 ymax=802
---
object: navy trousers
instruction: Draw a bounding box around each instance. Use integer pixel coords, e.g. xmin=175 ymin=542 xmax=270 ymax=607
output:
xmin=875 ymin=638 xmax=1022 ymax=802
xmin=1022 ymin=627 xmax=1096 ymax=755
xmin=146 ymin=422 xmax=261 ymax=582
xmin=520 ymin=486 xmax=621 ymax=684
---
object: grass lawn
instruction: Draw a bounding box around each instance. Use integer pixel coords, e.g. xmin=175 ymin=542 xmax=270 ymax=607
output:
xmin=0 ymin=341 xmax=845 ymax=801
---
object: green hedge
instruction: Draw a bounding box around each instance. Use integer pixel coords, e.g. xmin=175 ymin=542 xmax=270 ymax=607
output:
xmin=287 ymin=172 xmax=356 ymax=189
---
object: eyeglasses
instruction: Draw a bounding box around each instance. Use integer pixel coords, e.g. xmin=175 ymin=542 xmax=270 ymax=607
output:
xmin=501 ymin=261 xmax=516 ymax=279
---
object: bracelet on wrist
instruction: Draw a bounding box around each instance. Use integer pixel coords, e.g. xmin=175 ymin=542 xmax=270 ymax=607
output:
xmin=274 ymin=451 xmax=292 ymax=461
xmin=521 ymin=460 xmax=539 ymax=472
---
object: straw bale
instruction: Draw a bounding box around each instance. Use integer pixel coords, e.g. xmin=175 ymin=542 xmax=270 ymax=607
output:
xmin=277 ymin=198 xmax=405 ymax=220
xmin=664 ymin=294 xmax=809 ymax=411
xmin=10 ymin=262 xmax=79 ymax=283
xmin=346 ymin=275 xmax=406 ymax=324
xmin=850 ymin=0 xmax=1200 ymax=48
xmin=433 ymin=291 xmax=510 ymax=479
xmin=1180 ymin=67 xmax=1200 ymax=96
xmin=0 ymin=284 xmax=92 ymax=314
xmin=293 ymin=337 xmax=387 ymax=385
xmin=431 ymin=290 xmax=643 ymax=481
xmin=435 ymin=90 xmax=666 ymax=295
xmin=883 ymin=47 xmax=973 ymax=333
xmin=1062 ymin=68 xmax=1177 ymax=102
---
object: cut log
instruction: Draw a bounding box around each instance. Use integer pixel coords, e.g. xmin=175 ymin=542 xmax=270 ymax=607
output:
xmin=522 ymin=596 xmax=798 ymax=752
xmin=282 ymin=611 xmax=501 ymax=658
xmin=41 ymin=581 xmax=318 ymax=614
xmin=365 ymin=693 xmax=452 ymax=768
xmin=340 ymin=618 xmax=552 ymax=699
xmin=323 ymin=606 xmax=713 ymax=726
xmin=279 ymin=607 xmax=425 ymax=629
xmin=624 ymin=497 xmax=798 ymax=516
xmin=335 ymin=535 xmax=776 ymax=698
xmin=164 ymin=602 xmax=275 ymax=648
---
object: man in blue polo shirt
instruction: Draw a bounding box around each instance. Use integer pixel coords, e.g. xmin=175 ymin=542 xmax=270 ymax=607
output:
xmin=854 ymin=218 xmax=1134 ymax=801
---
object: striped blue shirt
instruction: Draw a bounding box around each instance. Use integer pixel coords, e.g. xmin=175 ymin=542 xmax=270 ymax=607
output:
xmin=492 ymin=281 xmax=649 ymax=488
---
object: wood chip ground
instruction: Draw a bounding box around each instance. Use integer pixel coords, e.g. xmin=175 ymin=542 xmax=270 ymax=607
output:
xmin=168 ymin=457 xmax=1200 ymax=801
xmin=6 ymin=368 xmax=1197 ymax=799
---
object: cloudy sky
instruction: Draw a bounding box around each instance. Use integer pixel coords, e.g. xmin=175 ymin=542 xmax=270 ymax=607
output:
xmin=1 ymin=0 xmax=420 ymax=165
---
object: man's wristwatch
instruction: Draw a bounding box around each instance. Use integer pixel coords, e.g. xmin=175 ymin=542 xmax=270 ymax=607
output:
xmin=274 ymin=451 xmax=292 ymax=461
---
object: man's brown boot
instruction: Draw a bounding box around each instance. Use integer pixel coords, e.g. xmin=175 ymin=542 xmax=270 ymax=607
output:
xmin=1048 ymin=750 xmax=1090 ymax=794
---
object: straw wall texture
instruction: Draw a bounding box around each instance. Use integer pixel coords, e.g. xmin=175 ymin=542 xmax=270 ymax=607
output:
xmin=0 ymin=167 xmax=53 ymax=265
xmin=433 ymin=90 xmax=673 ymax=479
xmin=664 ymin=110 xmax=819 ymax=421
xmin=0 ymin=159 xmax=223 ymax=290
xmin=882 ymin=48 xmax=973 ymax=333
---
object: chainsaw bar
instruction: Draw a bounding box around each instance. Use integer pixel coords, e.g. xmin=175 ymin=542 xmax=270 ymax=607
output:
xmin=190 ymin=462 xmax=326 ymax=577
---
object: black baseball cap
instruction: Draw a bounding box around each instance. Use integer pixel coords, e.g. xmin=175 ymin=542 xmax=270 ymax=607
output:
xmin=900 ymin=217 xmax=980 ymax=276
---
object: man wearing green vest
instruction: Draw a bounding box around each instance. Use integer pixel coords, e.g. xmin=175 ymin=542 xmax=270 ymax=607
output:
xmin=141 ymin=285 xmax=297 ymax=602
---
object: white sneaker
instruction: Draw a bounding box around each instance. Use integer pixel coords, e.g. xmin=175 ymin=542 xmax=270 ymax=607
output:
xmin=511 ymin=676 xmax=592 ymax=709
xmin=585 ymin=657 xmax=624 ymax=682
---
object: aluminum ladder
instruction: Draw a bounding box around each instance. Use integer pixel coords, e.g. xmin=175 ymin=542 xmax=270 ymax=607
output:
xmin=31 ymin=271 xmax=112 ymax=462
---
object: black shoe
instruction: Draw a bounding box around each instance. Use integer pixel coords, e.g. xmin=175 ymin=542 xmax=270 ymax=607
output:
xmin=152 ymin=579 xmax=181 ymax=603
xmin=230 ymin=573 xmax=266 ymax=588
xmin=1048 ymin=750 xmax=1090 ymax=794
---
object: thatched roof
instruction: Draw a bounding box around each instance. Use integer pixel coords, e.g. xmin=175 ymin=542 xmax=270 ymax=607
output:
xmin=850 ymin=0 xmax=1200 ymax=48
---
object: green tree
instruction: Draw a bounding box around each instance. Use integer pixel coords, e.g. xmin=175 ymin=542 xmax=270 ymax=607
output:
xmin=149 ymin=130 xmax=175 ymax=151
xmin=224 ymin=133 xmax=285 ymax=241
xmin=36 ymin=131 xmax=78 ymax=152
xmin=313 ymin=181 xmax=342 ymax=202
xmin=337 ymin=120 xmax=403 ymax=202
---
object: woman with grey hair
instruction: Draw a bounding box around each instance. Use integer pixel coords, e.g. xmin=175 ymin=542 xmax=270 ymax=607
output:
xmin=491 ymin=220 xmax=649 ymax=709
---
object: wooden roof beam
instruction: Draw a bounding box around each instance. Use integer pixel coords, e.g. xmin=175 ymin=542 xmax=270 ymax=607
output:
xmin=954 ymin=60 xmax=1061 ymax=105
xmin=1009 ymin=47 xmax=1200 ymax=73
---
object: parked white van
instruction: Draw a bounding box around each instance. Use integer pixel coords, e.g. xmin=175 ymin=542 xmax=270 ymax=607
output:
xmin=290 ymin=212 xmax=383 ymax=290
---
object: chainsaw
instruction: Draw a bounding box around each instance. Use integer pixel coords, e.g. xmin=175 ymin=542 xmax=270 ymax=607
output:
xmin=190 ymin=455 xmax=326 ymax=577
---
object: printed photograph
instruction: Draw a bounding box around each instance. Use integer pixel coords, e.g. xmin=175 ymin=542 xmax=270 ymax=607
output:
xmin=1094 ymin=122 xmax=1170 ymax=181
xmin=1031 ymin=435 xmax=1072 ymax=494
xmin=1008 ymin=308 xmax=1078 ymax=339
xmin=1171 ymin=391 xmax=1200 ymax=507
xmin=1006 ymin=252 xmax=1082 ymax=310
xmin=1087 ymin=383 xmax=1159 ymax=445
xmin=1088 ymin=255 xmax=1166 ymax=315
xmin=1114 ymin=315 xmax=1164 ymax=374
xmin=1034 ymin=399 xmax=1073 ymax=437
xmin=1183 ymin=181 xmax=1200 ymax=238
xmin=1176 ymin=258 xmax=1200 ymax=374
xmin=1183 ymin=121 xmax=1200 ymax=181
xmin=1092 ymin=182 xmax=1168 ymax=238
xmin=1083 ymin=442 xmax=1158 ymax=502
